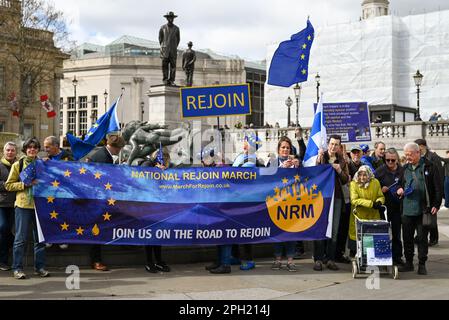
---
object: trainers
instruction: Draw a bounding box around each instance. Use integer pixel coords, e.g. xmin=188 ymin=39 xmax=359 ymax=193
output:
xmin=0 ymin=263 xmax=11 ymax=271
xmin=45 ymin=243 xmax=53 ymax=248
xmin=313 ymin=260 xmax=323 ymax=271
xmin=35 ymin=269 xmax=50 ymax=277
xmin=144 ymin=264 xmax=158 ymax=273
xmin=271 ymin=260 xmax=282 ymax=270
xmin=240 ymin=261 xmax=256 ymax=271
xmin=417 ymin=264 xmax=427 ymax=275
xmin=13 ymin=270 xmax=27 ymax=279
xmin=155 ymin=262 xmax=171 ymax=272
xmin=59 ymin=244 xmax=69 ymax=250
xmin=209 ymin=265 xmax=231 ymax=274
xmin=286 ymin=263 xmax=297 ymax=272
xmin=326 ymin=260 xmax=339 ymax=271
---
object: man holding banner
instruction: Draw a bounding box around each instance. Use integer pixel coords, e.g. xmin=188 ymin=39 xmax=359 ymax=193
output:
xmin=313 ymin=135 xmax=350 ymax=271
xmin=85 ymin=135 xmax=125 ymax=271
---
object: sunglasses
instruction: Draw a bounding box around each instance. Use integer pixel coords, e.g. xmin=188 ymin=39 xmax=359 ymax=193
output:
xmin=385 ymin=159 xmax=396 ymax=163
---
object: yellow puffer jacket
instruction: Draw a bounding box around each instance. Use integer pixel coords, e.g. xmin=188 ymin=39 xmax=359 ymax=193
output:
xmin=349 ymin=178 xmax=385 ymax=241
xmin=5 ymin=156 xmax=35 ymax=209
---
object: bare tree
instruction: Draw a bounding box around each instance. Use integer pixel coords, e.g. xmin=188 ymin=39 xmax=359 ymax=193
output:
xmin=0 ymin=0 xmax=74 ymax=136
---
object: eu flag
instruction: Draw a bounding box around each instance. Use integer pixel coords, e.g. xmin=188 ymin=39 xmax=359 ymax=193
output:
xmin=67 ymin=98 xmax=121 ymax=160
xmin=268 ymin=20 xmax=315 ymax=87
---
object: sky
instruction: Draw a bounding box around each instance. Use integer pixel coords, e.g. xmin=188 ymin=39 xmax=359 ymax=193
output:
xmin=52 ymin=0 xmax=449 ymax=61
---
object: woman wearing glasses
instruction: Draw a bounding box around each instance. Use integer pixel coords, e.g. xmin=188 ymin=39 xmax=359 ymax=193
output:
xmin=5 ymin=137 xmax=49 ymax=279
xmin=375 ymin=148 xmax=405 ymax=266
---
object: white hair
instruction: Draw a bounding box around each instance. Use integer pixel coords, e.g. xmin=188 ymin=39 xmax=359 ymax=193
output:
xmin=3 ymin=141 xmax=17 ymax=153
xmin=404 ymin=143 xmax=420 ymax=153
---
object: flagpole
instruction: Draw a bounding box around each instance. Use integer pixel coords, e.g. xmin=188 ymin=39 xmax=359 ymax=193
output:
xmin=118 ymin=87 xmax=125 ymax=164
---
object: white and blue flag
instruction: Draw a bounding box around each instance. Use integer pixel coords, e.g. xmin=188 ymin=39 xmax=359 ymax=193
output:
xmin=303 ymin=94 xmax=327 ymax=167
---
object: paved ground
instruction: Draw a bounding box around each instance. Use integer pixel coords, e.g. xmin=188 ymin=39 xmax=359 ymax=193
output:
xmin=1 ymin=210 xmax=448 ymax=300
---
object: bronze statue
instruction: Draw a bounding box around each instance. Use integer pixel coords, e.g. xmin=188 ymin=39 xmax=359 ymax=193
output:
xmin=182 ymin=41 xmax=196 ymax=87
xmin=159 ymin=11 xmax=180 ymax=86
xmin=122 ymin=121 xmax=187 ymax=165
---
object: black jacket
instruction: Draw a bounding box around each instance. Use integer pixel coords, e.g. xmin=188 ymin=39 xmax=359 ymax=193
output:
xmin=375 ymin=164 xmax=404 ymax=211
xmin=0 ymin=160 xmax=16 ymax=207
xmin=425 ymin=150 xmax=444 ymax=189
xmin=86 ymin=147 xmax=113 ymax=164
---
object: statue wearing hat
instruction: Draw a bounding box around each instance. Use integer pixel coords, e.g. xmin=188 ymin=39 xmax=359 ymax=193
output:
xmin=182 ymin=41 xmax=196 ymax=87
xmin=159 ymin=11 xmax=180 ymax=86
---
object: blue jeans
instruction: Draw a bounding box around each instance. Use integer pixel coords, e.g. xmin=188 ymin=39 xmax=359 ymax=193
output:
xmin=217 ymin=245 xmax=232 ymax=266
xmin=445 ymin=177 xmax=449 ymax=208
xmin=274 ymin=242 xmax=296 ymax=259
xmin=0 ymin=207 xmax=14 ymax=265
xmin=12 ymin=207 xmax=46 ymax=271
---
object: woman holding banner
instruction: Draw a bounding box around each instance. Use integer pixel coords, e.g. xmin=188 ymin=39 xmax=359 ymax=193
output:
xmin=268 ymin=136 xmax=300 ymax=272
xmin=5 ymin=138 xmax=49 ymax=280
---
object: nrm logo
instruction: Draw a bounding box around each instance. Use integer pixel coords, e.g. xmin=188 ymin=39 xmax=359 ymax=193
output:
xmin=266 ymin=175 xmax=323 ymax=232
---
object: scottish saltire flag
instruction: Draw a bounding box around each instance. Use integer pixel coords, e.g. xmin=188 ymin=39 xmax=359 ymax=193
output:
xmin=33 ymin=160 xmax=335 ymax=246
xmin=303 ymin=94 xmax=327 ymax=167
xmin=268 ymin=19 xmax=315 ymax=87
xmin=67 ymin=97 xmax=121 ymax=160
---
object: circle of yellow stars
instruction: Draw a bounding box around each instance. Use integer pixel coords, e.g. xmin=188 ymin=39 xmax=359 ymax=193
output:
xmin=46 ymin=165 xmax=115 ymax=236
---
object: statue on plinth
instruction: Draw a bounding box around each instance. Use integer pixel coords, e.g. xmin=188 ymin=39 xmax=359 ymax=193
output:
xmin=159 ymin=11 xmax=180 ymax=86
xmin=182 ymin=41 xmax=196 ymax=87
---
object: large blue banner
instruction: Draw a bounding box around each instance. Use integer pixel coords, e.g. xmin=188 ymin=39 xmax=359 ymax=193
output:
xmin=314 ymin=102 xmax=372 ymax=143
xmin=34 ymin=160 xmax=335 ymax=246
xmin=180 ymin=84 xmax=251 ymax=119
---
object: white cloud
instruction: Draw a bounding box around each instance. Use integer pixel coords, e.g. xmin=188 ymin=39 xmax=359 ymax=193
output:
xmin=52 ymin=0 xmax=449 ymax=59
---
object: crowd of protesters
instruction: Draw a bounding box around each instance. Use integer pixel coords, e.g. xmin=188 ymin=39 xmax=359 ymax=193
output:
xmin=0 ymin=129 xmax=446 ymax=279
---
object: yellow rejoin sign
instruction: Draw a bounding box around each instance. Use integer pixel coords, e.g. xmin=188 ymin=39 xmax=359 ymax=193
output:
xmin=180 ymin=84 xmax=252 ymax=119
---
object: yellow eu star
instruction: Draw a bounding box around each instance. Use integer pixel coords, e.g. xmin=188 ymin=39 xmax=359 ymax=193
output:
xmin=308 ymin=35 xmax=312 ymax=41
xmin=108 ymin=198 xmax=116 ymax=206
xmin=93 ymin=123 xmax=99 ymax=128
xmin=94 ymin=172 xmax=102 ymax=179
xmin=302 ymin=43 xmax=307 ymax=49
xmin=79 ymin=168 xmax=87 ymax=175
xmin=300 ymin=54 xmax=306 ymax=60
xmin=302 ymin=69 xmax=307 ymax=75
xmin=294 ymin=175 xmax=301 ymax=182
xmin=282 ymin=178 xmax=289 ymax=185
xmin=60 ymin=222 xmax=69 ymax=231
xmin=64 ymin=170 xmax=72 ymax=177
xmin=76 ymin=226 xmax=84 ymax=236
xmin=51 ymin=180 xmax=60 ymax=188
xmin=47 ymin=196 xmax=55 ymax=204
xmin=103 ymin=212 xmax=112 ymax=221
xmin=104 ymin=183 xmax=112 ymax=190
xmin=312 ymin=184 xmax=318 ymax=191
xmin=50 ymin=210 xmax=59 ymax=219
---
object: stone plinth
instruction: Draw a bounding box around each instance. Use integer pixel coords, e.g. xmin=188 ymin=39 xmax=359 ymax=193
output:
xmin=147 ymin=84 xmax=188 ymax=128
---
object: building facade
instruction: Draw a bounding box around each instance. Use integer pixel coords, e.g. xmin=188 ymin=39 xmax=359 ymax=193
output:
xmin=265 ymin=2 xmax=449 ymax=128
xmin=60 ymin=35 xmax=266 ymax=139
xmin=0 ymin=0 xmax=66 ymax=140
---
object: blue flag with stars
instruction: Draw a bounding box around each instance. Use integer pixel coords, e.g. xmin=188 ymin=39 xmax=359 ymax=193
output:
xmin=268 ymin=19 xmax=315 ymax=87
xmin=67 ymin=97 xmax=121 ymax=160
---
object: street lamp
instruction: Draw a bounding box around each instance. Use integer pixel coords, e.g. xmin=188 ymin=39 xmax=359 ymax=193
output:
xmin=413 ymin=70 xmax=423 ymax=121
xmin=103 ymin=89 xmax=108 ymax=110
xmin=293 ymin=83 xmax=302 ymax=127
xmin=72 ymin=76 xmax=78 ymax=135
xmin=285 ymin=96 xmax=293 ymax=127
xmin=315 ymin=73 xmax=321 ymax=103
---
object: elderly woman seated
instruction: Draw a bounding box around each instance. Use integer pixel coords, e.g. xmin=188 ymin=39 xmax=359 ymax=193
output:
xmin=348 ymin=165 xmax=385 ymax=257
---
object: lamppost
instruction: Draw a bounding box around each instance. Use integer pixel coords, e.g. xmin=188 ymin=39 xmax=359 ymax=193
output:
xmin=413 ymin=70 xmax=423 ymax=121
xmin=72 ymin=76 xmax=78 ymax=135
xmin=285 ymin=96 xmax=293 ymax=127
xmin=103 ymin=89 xmax=108 ymax=111
xmin=293 ymin=83 xmax=301 ymax=127
xmin=315 ymin=73 xmax=321 ymax=103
